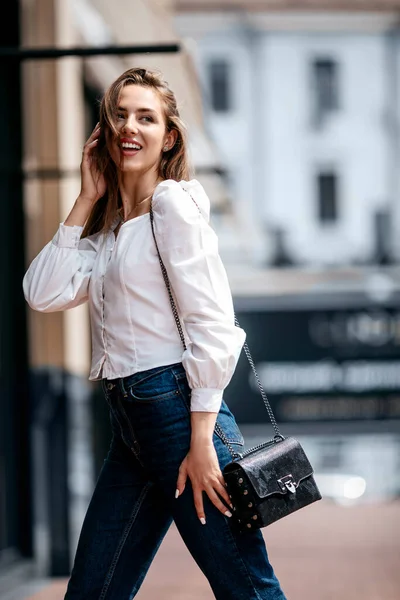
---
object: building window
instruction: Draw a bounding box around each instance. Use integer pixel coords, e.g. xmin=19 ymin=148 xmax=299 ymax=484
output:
xmin=317 ymin=172 xmax=338 ymax=223
xmin=208 ymin=59 xmax=231 ymax=112
xmin=312 ymin=58 xmax=339 ymax=125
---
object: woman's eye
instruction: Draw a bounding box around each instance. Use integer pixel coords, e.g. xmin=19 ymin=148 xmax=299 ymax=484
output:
xmin=141 ymin=115 xmax=153 ymax=122
xmin=116 ymin=113 xmax=125 ymax=120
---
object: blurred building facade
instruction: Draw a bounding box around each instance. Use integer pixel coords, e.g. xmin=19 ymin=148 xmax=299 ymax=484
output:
xmin=174 ymin=0 xmax=400 ymax=517
xmin=175 ymin=0 xmax=400 ymax=267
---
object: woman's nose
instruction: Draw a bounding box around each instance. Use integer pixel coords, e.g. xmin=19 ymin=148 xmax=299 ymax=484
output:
xmin=122 ymin=117 xmax=138 ymax=135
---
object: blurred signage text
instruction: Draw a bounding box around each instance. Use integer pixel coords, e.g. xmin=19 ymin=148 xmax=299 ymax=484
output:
xmin=226 ymin=305 xmax=400 ymax=424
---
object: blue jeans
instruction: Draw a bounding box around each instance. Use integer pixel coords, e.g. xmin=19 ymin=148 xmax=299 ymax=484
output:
xmin=64 ymin=363 xmax=286 ymax=600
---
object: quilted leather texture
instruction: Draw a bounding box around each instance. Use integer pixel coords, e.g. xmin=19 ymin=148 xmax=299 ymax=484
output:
xmin=223 ymin=436 xmax=322 ymax=531
xmin=225 ymin=437 xmax=313 ymax=499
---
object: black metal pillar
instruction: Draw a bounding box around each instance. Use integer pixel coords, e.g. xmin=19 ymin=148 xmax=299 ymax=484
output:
xmin=0 ymin=0 xmax=32 ymax=562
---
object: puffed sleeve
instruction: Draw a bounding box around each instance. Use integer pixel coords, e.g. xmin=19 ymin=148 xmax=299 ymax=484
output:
xmin=23 ymin=223 xmax=102 ymax=312
xmin=152 ymin=179 xmax=246 ymax=413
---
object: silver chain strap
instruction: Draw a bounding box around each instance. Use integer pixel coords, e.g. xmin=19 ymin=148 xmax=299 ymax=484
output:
xmin=238 ymin=322 xmax=282 ymax=439
xmin=149 ymin=196 xmax=283 ymax=460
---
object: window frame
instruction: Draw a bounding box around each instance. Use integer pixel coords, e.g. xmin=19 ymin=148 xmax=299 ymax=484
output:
xmin=208 ymin=58 xmax=231 ymax=113
xmin=316 ymin=170 xmax=339 ymax=225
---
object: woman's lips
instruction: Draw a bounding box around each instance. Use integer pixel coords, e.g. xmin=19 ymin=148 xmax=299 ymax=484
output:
xmin=121 ymin=147 xmax=141 ymax=157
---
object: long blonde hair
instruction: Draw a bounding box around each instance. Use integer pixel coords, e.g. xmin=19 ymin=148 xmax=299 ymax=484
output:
xmin=82 ymin=67 xmax=192 ymax=237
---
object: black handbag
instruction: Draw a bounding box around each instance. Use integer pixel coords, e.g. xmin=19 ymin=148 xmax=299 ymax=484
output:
xmin=149 ymin=197 xmax=322 ymax=532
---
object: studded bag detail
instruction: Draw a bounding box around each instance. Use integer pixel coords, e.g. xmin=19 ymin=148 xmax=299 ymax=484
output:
xmin=150 ymin=193 xmax=322 ymax=532
xmin=222 ymin=436 xmax=321 ymax=531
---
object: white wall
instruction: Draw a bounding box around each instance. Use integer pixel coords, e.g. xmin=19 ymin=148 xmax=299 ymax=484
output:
xmin=176 ymin=14 xmax=396 ymax=267
xmin=264 ymin=33 xmax=389 ymax=265
xmin=194 ymin=30 xmax=263 ymax=256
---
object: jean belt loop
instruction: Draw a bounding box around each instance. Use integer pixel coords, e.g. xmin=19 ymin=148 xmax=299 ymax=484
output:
xmin=119 ymin=376 xmax=128 ymax=398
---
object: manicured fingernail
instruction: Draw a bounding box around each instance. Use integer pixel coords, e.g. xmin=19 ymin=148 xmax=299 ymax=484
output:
xmin=175 ymin=489 xmax=180 ymax=499
xmin=200 ymin=517 xmax=206 ymax=525
xmin=224 ymin=510 xmax=232 ymax=518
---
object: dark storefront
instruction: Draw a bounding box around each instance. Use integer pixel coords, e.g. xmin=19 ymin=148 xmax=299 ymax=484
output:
xmin=226 ymin=293 xmax=400 ymax=428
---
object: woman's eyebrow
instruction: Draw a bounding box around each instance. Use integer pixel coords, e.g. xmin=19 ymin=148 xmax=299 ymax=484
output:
xmin=117 ymin=106 xmax=157 ymax=114
xmin=137 ymin=108 xmax=159 ymax=116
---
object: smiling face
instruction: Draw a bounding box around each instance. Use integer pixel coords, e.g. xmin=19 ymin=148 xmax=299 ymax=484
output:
xmin=108 ymin=84 xmax=176 ymax=175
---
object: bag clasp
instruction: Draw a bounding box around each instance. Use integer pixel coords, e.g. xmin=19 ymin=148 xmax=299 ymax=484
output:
xmin=278 ymin=474 xmax=297 ymax=494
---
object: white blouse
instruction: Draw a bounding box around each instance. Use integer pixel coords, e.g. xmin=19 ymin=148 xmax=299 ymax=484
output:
xmin=23 ymin=179 xmax=246 ymax=413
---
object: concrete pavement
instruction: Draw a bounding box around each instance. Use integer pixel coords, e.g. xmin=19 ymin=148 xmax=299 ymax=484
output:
xmin=23 ymin=500 xmax=400 ymax=600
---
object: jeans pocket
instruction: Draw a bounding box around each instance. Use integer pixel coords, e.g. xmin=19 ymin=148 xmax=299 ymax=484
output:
xmin=127 ymin=367 xmax=181 ymax=403
xmin=215 ymin=400 xmax=245 ymax=448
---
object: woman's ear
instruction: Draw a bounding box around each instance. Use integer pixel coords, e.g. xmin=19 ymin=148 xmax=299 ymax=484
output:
xmin=164 ymin=129 xmax=178 ymax=152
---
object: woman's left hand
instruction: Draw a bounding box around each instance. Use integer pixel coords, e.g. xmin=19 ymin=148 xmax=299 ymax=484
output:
xmin=176 ymin=440 xmax=233 ymax=524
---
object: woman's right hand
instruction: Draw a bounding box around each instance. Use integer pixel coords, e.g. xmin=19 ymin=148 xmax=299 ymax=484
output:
xmin=79 ymin=123 xmax=107 ymax=204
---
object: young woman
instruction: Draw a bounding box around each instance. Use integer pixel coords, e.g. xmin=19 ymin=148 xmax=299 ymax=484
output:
xmin=23 ymin=67 xmax=286 ymax=600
